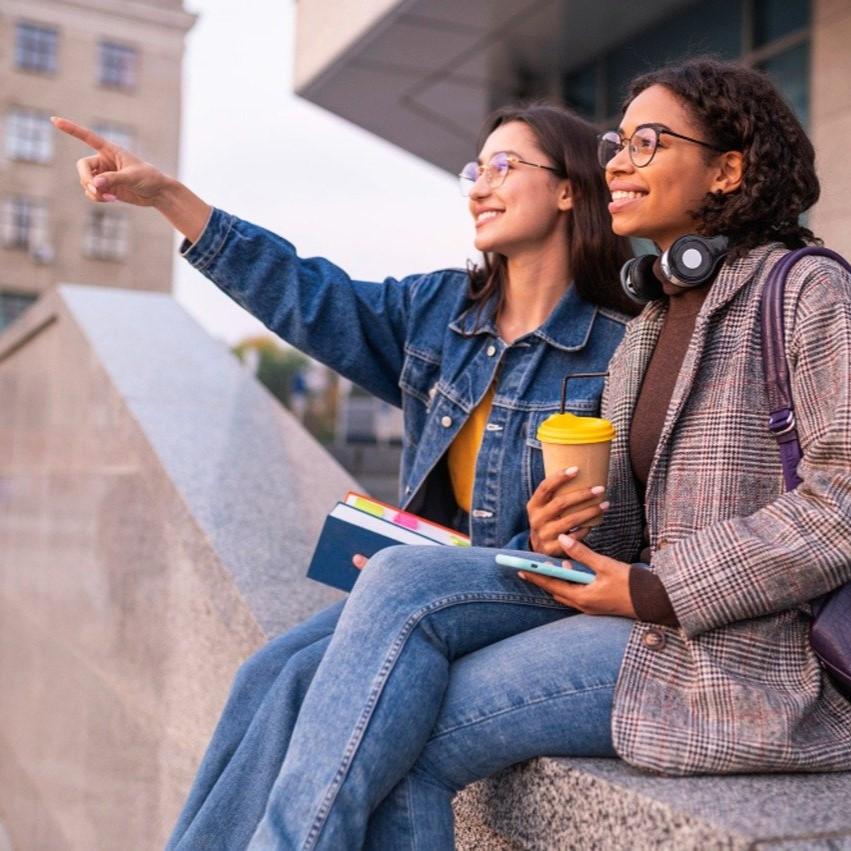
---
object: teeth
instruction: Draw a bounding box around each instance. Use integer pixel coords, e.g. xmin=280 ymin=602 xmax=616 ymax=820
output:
xmin=611 ymin=190 xmax=645 ymax=201
xmin=477 ymin=210 xmax=502 ymax=223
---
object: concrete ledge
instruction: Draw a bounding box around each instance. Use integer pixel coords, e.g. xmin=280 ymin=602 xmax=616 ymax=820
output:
xmin=455 ymin=757 xmax=851 ymax=850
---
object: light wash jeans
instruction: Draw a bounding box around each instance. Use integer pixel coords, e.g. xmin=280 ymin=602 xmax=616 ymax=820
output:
xmin=167 ymin=547 xmax=632 ymax=850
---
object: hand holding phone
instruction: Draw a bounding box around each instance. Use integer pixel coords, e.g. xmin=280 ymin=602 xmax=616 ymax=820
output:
xmin=495 ymin=554 xmax=595 ymax=584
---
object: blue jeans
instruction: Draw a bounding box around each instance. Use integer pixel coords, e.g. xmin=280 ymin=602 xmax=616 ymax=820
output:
xmin=167 ymin=547 xmax=632 ymax=850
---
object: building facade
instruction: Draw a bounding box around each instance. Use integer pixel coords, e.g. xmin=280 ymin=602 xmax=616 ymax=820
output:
xmin=0 ymin=0 xmax=195 ymax=330
xmin=293 ymin=0 xmax=851 ymax=256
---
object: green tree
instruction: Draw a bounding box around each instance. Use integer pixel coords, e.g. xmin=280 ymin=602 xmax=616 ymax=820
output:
xmin=232 ymin=335 xmax=308 ymax=409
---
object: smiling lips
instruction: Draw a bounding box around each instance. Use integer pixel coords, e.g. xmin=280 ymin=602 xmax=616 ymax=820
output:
xmin=608 ymin=188 xmax=647 ymax=214
xmin=475 ymin=209 xmax=503 ymax=228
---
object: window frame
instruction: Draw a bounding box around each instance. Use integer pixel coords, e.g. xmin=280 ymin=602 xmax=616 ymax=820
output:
xmin=5 ymin=107 xmax=54 ymax=163
xmin=14 ymin=21 xmax=59 ymax=74
xmin=97 ymin=40 xmax=139 ymax=91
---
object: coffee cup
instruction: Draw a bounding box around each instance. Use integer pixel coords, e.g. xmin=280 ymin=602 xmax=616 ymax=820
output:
xmin=536 ymin=412 xmax=615 ymax=527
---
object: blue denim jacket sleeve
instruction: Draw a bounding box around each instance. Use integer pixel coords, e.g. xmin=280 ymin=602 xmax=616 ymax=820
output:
xmin=181 ymin=208 xmax=419 ymax=406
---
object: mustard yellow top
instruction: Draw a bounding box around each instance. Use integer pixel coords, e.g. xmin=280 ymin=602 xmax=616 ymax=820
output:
xmin=448 ymin=385 xmax=495 ymax=514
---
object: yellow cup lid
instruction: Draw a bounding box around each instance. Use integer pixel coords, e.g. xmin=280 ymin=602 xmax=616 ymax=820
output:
xmin=536 ymin=412 xmax=616 ymax=445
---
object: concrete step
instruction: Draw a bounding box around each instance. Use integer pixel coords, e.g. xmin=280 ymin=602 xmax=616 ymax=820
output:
xmin=454 ymin=757 xmax=851 ymax=850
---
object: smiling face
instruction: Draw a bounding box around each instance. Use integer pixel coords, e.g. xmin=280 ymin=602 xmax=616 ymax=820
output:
xmin=468 ymin=120 xmax=572 ymax=256
xmin=606 ymin=85 xmax=736 ymax=251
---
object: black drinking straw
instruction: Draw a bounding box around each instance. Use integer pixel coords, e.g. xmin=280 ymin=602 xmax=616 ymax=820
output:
xmin=560 ymin=372 xmax=609 ymax=414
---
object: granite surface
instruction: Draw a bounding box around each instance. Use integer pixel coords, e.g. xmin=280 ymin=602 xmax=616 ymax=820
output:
xmin=0 ymin=286 xmax=353 ymax=850
xmin=455 ymin=756 xmax=851 ymax=850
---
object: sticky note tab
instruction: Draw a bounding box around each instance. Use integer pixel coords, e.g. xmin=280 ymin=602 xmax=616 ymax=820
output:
xmin=352 ymin=497 xmax=385 ymax=518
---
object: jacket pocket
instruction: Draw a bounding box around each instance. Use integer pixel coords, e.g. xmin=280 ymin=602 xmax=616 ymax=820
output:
xmin=399 ymin=345 xmax=442 ymax=407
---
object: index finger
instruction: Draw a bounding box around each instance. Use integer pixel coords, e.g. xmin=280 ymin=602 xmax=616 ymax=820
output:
xmin=51 ymin=117 xmax=110 ymax=151
xmin=528 ymin=466 xmax=578 ymax=507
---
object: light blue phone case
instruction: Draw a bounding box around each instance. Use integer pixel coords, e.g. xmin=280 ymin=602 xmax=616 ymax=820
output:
xmin=495 ymin=554 xmax=595 ymax=584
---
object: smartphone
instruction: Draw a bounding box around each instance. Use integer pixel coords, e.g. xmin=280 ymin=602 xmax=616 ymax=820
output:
xmin=495 ymin=554 xmax=595 ymax=584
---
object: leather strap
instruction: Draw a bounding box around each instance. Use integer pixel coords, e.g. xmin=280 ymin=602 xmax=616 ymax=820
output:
xmin=761 ymin=247 xmax=851 ymax=491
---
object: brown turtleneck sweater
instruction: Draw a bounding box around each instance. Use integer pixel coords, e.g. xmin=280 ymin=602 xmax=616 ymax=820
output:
xmin=627 ymin=275 xmax=711 ymax=626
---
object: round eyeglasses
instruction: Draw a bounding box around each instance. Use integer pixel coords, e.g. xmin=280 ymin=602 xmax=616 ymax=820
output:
xmin=458 ymin=151 xmax=560 ymax=196
xmin=597 ymin=123 xmax=725 ymax=169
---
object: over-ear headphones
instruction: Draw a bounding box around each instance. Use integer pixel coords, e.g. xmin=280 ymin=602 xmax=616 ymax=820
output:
xmin=620 ymin=234 xmax=730 ymax=304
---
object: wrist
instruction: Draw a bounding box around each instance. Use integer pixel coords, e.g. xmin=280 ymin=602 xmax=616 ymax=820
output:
xmin=154 ymin=177 xmax=211 ymax=244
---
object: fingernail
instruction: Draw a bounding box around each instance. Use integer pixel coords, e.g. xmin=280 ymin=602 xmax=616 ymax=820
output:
xmin=599 ymin=501 xmax=610 ymax=510
xmin=103 ymin=194 xmax=117 ymax=202
xmin=87 ymin=183 xmax=97 ymax=194
xmin=518 ymin=571 xmax=527 ymax=580
xmin=564 ymin=466 xmax=578 ymax=476
xmin=559 ymin=534 xmax=575 ymax=547
xmin=591 ymin=485 xmax=605 ymax=495
xmin=93 ymin=176 xmax=107 ymax=188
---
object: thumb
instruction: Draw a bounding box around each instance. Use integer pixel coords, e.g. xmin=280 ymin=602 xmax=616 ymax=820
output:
xmin=558 ymin=533 xmax=604 ymax=571
xmin=92 ymin=172 xmax=121 ymax=193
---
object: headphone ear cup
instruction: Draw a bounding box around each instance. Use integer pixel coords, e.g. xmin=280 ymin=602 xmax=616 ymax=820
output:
xmin=620 ymin=254 xmax=663 ymax=304
xmin=661 ymin=234 xmax=729 ymax=287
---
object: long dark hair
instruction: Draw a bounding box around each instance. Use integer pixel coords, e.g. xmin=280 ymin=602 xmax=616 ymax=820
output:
xmin=467 ymin=103 xmax=636 ymax=315
xmin=626 ymin=58 xmax=820 ymax=258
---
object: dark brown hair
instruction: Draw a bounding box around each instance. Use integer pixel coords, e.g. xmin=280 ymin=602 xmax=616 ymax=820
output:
xmin=468 ymin=103 xmax=636 ymax=315
xmin=626 ymin=57 xmax=820 ymax=257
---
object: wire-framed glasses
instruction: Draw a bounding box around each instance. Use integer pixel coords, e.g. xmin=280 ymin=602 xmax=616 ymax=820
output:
xmin=458 ymin=151 xmax=560 ymax=196
xmin=597 ymin=123 xmax=725 ymax=169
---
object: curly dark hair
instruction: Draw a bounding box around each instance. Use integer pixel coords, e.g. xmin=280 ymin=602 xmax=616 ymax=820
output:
xmin=627 ymin=57 xmax=820 ymax=257
xmin=469 ymin=102 xmax=637 ymax=316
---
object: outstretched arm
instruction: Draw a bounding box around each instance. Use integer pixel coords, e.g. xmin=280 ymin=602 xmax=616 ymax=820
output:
xmin=52 ymin=117 xmax=211 ymax=244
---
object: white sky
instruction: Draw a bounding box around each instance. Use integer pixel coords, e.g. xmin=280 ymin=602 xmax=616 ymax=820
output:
xmin=174 ymin=0 xmax=476 ymax=344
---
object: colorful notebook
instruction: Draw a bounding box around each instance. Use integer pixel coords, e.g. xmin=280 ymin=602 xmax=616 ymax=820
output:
xmin=306 ymin=492 xmax=471 ymax=592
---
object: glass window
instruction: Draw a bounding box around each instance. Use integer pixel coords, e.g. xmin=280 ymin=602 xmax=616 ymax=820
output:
xmin=758 ymin=42 xmax=810 ymax=127
xmin=98 ymin=41 xmax=138 ymax=90
xmin=754 ymin=0 xmax=809 ymax=48
xmin=0 ymin=291 xmax=37 ymax=331
xmin=15 ymin=22 xmax=58 ymax=73
xmin=604 ymin=0 xmax=742 ymax=116
xmin=562 ymin=64 xmax=598 ymax=121
xmin=1 ymin=196 xmax=49 ymax=253
xmin=5 ymin=108 xmax=53 ymax=163
xmin=84 ymin=209 xmax=129 ymax=261
xmin=93 ymin=122 xmax=135 ymax=150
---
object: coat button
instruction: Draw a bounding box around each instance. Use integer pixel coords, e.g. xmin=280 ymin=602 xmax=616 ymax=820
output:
xmin=428 ymin=385 xmax=438 ymax=399
xmin=486 ymin=344 xmax=497 ymax=357
xmin=643 ymin=628 xmax=666 ymax=651
xmin=440 ymin=415 xmax=453 ymax=428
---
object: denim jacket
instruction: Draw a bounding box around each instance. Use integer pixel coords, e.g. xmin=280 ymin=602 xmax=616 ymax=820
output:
xmin=182 ymin=209 xmax=629 ymax=549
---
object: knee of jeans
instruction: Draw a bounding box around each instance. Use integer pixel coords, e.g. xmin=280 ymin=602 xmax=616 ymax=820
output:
xmin=359 ymin=544 xmax=438 ymax=584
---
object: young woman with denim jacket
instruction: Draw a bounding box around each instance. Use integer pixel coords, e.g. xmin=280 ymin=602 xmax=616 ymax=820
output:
xmin=55 ymin=105 xmax=637 ymax=847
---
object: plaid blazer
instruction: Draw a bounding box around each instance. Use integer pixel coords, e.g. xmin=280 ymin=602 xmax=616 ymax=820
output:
xmin=587 ymin=243 xmax=851 ymax=775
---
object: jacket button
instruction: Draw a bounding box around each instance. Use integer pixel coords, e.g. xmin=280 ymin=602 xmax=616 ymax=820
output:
xmin=643 ymin=629 xmax=666 ymax=651
xmin=441 ymin=415 xmax=453 ymax=428
xmin=486 ymin=344 xmax=497 ymax=357
xmin=428 ymin=386 xmax=437 ymax=399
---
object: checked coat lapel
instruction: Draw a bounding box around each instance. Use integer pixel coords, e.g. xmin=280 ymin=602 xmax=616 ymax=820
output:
xmin=632 ymin=251 xmax=776 ymax=552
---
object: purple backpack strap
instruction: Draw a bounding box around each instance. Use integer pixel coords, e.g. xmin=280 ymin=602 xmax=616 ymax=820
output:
xmin=760 ymin=246 xmax=851 ymax=491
